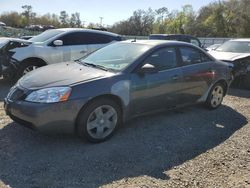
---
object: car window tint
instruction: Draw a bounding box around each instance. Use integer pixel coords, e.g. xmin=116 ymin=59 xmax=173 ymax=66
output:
xmin=59 ymin=32 xmax=83 ymax=45
xmin=180 ymin=47 xmax=202 ymax=65
xmin=84 ymin=33 xmax=114 ymax=44
xmin=190 ymin=39 xmax=200 ymax=47
xmin=200 ymin=52 xmax=213 ymax=62
xmin=144 ymin=48 xmax=177 ymax=71
xmin=59 ymin=32 xmax=117 ymax=45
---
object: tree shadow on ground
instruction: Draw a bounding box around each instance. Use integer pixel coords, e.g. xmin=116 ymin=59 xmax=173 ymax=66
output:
xmin=0 ymin=104 xmax=248 ymax=188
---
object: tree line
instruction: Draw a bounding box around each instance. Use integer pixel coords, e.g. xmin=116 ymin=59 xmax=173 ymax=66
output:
xmin=0 ymin=5 xmax=85 ymax=28
xmin=110 ymin=0 xmax=250 ymax=37
xmin=1 ymin=0 xmax=250 ymax=37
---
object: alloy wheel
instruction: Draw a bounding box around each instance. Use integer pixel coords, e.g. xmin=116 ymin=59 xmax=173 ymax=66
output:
xmin=86 ymin=105 xmax=118 ymax=139
xmin=23 ymin=66 xmax=39 ymax=75
xmin=211 ymin=85 xmax=224 ymax=108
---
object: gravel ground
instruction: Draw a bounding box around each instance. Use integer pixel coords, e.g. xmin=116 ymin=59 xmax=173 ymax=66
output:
xmin=0 ymin=79 xmax=249 ymax=188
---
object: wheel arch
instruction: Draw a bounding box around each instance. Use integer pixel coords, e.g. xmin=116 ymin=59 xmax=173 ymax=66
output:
xmin=74 ymin=94 xmax=125 ymax=133
xmin=21 ymin=57 xmax=47 ymax=66
xmin=214 ymin=79 xmax=228 ymax=96
xmin=198 ymin=78 xmax=229 ymax=103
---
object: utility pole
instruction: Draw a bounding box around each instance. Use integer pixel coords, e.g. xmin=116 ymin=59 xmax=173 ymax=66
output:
xmin=99 ymin=17 xmax=103 ymax=27
xmin=82 ymin=21 xmax=86 ymax=28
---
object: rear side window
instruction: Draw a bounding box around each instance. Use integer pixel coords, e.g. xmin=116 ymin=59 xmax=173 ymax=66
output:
xmin=58 ymin=32 xmax=118 ymax=46
xmin=190 ymin=39 xmax=200 ymax=47
xmin=200 ymin=52 xmax=213 ymax=62
xmin=144 ymin=47 xmax=177 ymax=71
xmin=180 ymin=47 xmax=212 ymax=65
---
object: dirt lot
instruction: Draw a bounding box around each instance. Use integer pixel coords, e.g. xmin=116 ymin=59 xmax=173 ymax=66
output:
xmin=0 ymin=79 xmax=249 ymax=188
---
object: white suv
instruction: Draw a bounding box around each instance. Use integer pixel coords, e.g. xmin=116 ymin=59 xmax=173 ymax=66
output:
xmin=0 ymin=28 xmax=122 ymax=80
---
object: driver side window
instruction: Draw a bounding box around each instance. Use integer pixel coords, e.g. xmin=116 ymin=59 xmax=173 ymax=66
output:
xmin=143 ymin=47 xmax=177 ymax=71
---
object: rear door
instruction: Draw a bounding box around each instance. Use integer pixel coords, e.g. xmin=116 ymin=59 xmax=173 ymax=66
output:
xmin=130 ymin=47 xmax=183 ymax=114
xmin=178 ymin=46 xmax=215 ymax=103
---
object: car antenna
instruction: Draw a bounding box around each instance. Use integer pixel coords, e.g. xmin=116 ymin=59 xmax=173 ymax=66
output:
xmin=132 ymin=37 xmax=137 ymax=42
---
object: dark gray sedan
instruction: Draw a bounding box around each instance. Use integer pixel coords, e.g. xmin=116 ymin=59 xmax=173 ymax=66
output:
xmin=4 ymin=40 xmax=233 ymax=142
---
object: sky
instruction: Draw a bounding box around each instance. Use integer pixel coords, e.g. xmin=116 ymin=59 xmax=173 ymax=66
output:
xmin=0 ymin=0 xmax=216 ymax=26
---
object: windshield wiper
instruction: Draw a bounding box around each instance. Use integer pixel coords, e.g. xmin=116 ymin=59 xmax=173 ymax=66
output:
xmin=82 ymin=62 xmax=109 ymax=71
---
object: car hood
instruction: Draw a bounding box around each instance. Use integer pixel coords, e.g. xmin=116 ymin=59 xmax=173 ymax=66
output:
xmin=19 ymin=62 xmax=114 ymax=90
xmin=0 ymin=37 xmax=32 ymax=46
xmin=208 ymin=50 xmax=250 ymax=62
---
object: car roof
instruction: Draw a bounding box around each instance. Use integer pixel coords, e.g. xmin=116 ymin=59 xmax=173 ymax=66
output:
xmin=230 ymin=38 xmax=250 ymax=42
xmin=54 ymin=28 xmax=120 ymax=37
xmin=122 ymin=39 xmax=197 ymax=47
xmin=150 ymin=34 xmax=197 ymax=38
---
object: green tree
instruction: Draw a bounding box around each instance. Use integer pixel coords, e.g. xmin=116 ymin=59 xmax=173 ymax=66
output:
xmin=21 ymin=5 xmax=34 ymax=25
xmin=70 ymin=12 xmax=81 ymax=27
xmin=111 ymin=8 xmax=155 ymax=35
xmin=59 ymin=11 xmax=69 ymax=27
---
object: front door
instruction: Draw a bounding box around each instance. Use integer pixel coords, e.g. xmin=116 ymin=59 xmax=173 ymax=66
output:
xmin=130 ymin=47 xmax=183 ymax=115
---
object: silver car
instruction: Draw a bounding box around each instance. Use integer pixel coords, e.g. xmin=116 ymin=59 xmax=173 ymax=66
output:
xmin=0 ymin=28 xmax=122 ymax=80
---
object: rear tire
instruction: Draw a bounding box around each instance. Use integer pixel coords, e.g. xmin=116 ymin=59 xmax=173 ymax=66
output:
xmin=76 ymin=98 xmax=122 ymax=143
xmin=205 ymin=83 xmax=225 ymax=110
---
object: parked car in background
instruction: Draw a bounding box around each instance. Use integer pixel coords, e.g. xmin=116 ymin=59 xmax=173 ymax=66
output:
xmin=25 ymin=24 xmax=44 ymax=31
xmin=208 ymin=39 xmax=250 ymax=88
xmin=206 ymin=43 xmax=221 ymax=51
xmin=0 ymin=22 xmax=6 ymax=27
xmin=42 ymin=25 xmax=56 ymax=31
xmin=149 ymin=34 xmax=203 ymax=48
xmin=25 ymin=24 xmax=55 ymax=31
xmin=19 ymin=35 xmax=34 ymax=40
xmin=0 ymin=28 xmax=122 ymax=80
xmin=4 ymin=40 xmax=233 ymax=142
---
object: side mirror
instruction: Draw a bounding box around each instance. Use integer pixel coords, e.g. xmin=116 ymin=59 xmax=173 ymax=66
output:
xmin=53 ymin=40 xmax=63 ymax=46
xmin=139 ymin=63 xmax=158 ymax=74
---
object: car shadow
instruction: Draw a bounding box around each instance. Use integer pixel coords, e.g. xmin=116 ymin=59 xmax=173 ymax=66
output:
xmin=0 ymin=104 xmax=248 ymax=188
xmin=228 ymin=88 xmax=250 ymax=99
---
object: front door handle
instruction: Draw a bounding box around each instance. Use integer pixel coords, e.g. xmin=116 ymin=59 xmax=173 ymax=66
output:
xmin=172 ymin=75 xmax=179 ymax=80
xmin=80 ymin=50 xmax=87 ymax=54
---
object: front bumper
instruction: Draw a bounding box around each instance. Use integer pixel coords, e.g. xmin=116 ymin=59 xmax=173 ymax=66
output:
xmin=4 ymin=98 xmax=88 ymax=134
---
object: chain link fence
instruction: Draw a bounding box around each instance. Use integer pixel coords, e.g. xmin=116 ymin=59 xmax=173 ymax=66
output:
xmin=0 ymin=26 xmax=40 ymax=38
xmin=199 ymin=37 xmax=232 ymax=47
xmin=123 ymin=35 xmax=232 ymax=47
xmin=0 ymin=27 xmax=234 ymax=47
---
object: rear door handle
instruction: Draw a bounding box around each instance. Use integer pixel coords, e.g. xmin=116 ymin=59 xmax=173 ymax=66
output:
xmin=172 ymin=75 xmax=179 ymax=80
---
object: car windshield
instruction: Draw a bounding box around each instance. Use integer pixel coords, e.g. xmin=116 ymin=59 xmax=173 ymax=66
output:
xmin=0 ymin=38 xmax=9 ymax=48
xmin=80 ymin=42 xmax=151 ymax=72
xmin=216 ymin=41 xmax=250 ymax=53
xmin=29 ymin=29 xmax=63 ymax=42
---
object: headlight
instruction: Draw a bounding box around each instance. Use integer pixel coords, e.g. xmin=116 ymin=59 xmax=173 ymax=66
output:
xmin=25 ymin=87 xmax=72 ymax=103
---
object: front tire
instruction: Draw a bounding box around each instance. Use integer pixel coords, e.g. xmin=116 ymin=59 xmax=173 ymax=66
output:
xmin=16 ymin=61 xmax=43 ymax=80
xmin=76 ymin=98 xmax=122 ymax=143
xmin=205 ymin=83 xmax=225 ymax=109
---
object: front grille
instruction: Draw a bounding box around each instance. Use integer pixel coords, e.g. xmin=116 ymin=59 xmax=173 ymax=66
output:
xmin=8 ymin=87 xmax=27 ymax=101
